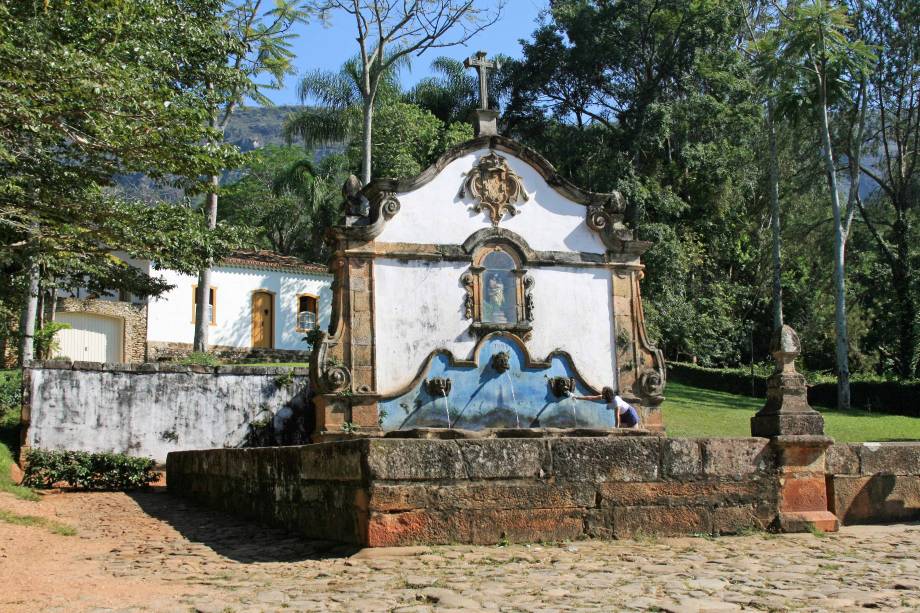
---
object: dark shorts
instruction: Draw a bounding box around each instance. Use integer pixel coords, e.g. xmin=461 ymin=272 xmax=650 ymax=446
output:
xmin=620 ymin=406 xmax=639 ymax=427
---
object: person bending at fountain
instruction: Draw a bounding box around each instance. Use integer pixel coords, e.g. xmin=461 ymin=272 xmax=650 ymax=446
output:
xmin=570 ymin=387 xmax=639 ymax=428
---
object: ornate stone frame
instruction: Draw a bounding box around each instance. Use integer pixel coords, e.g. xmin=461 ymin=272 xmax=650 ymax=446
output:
xmin=461 ymin=239 xmax=534 ymax=339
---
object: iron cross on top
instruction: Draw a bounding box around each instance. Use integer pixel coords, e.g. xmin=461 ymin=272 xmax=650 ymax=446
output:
xmin=464 ymin=51 xmax=499 ymax=110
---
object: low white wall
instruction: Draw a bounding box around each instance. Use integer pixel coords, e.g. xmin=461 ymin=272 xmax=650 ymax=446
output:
xmin=146 ymin=266 xmax=332 ymax=351
xmin=23 ymin=363 xmax=309 ymax=463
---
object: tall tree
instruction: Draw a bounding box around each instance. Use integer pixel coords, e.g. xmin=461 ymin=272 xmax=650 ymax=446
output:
xmin=504 ymin=0 xmax=767 ymax=367
xmin=219 ymin=146 xmax=347 ymax=262
xmin=854 ymin=0 xmax=920 ymax=377
xmin=305 ymin=0 xmax=503 ymax=183
xmin=193 ymin=0 xmax=308 ymax=353
xmin=755 ymin=0 xmax=874 ymax=408
xmin=0 ymin=0 xmax=247 ymax=364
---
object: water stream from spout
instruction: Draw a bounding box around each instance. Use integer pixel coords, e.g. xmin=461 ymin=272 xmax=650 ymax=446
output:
xmin=569 ymin=393 xmax=579 ymax=428
xmin=503 ymin=372 xmax=521 ymax=428
xmin=440 ymin=389 xmax=452 ymax=429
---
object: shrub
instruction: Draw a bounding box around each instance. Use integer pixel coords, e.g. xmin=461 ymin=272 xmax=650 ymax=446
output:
xmin=22 ymin=449 xmax=158 ymax=490
xmin=178 ymin=351 xmax=221 ymax=366
xmin=0 ymin=370 xmax=21 ymax=426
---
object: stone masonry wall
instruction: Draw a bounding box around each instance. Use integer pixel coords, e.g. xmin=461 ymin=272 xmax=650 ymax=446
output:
xmin=827 ymin=442 xmax=920 ymax=525
xmin=22 ymin=361 xmax=310 ymax=464
xmin=56 ymin=297 xmax=148 ymax=363
xmin=168 ymin=436 xmax=779 ymax=547
xmin=146 ymin=341 xmax=310 ymax=363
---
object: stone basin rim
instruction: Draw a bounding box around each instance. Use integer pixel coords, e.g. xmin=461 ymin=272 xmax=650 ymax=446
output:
xmin=382 ymin=427 xmax=660 ymax=440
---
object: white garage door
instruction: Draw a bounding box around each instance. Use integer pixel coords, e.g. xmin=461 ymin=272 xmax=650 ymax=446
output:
xmin=55 ymin=313 xmax=124 ymax=363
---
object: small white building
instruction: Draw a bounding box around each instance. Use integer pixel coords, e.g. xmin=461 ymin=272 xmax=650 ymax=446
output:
xmin=54 ymin=250 xmax=332 ymax=363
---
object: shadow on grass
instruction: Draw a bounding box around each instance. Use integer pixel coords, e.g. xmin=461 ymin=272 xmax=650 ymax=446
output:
xmin=128 ymin=488 xmax=360 ymax=563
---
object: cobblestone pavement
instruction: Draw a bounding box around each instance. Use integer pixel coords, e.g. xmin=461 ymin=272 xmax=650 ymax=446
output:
xmin=0 ymin=488 xmax=918 ymax=612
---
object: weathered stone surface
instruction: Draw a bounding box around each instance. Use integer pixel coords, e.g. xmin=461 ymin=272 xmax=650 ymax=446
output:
xmin=364 ymin=440 xmax=466 ymax=481
xmin=369 ymin=481 xmax=594 ymax=512
xmin=830 ymin=474 xmax=920 ymax=525
xmin=858 ymin=442 xmax=920 ymax=475
xmin=711 ymin=505 xmax=772 ymax=534
xmin=455 ymin=438 xmax=551 ymax=479
xmin=611 ymin=505 xmax=711 ymax=538
xmin=367 ymin=508 xmax=585 ymax=547
xmin=701 ymin=438 xmax=773 ymax=480
xmin=597 ymin=481 xmax=770 ymax=508
xmin=661 ymin=438 xmax=702 ymax=479
xmin=551 ymin=437 xmax=661 ymax=482
xmin=825 ymin=443 xmax=860 ymax=475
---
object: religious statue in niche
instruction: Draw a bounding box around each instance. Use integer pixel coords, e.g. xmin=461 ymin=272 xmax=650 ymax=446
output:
xmin=459 ymin=152 xmax=529 ymax=225
xmin=462 ymin=244 xmax=534 ymax=337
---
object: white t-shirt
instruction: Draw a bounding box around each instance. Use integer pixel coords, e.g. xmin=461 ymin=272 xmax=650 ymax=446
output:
xmin=612 ymin=395 xmax=632 ymax=414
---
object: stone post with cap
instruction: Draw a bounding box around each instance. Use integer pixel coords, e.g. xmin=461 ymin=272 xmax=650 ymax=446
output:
xmin=752 ymin=325 xmax=839 ymax=532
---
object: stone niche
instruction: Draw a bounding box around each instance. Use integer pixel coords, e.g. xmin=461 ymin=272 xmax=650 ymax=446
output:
xmin=309 ymin=135 xmax=666 ymax=437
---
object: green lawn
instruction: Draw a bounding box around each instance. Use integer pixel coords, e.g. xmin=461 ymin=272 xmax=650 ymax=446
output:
xmin=662 ymin=381 xmax=920 ymax=442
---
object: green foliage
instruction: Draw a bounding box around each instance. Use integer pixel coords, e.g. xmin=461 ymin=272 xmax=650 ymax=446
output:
xmin=219 ymin=145 xmax=346 ymax=262
xmin=286 ymin=57 xmax=476 ymax=181
xmin=178 ymin=352 xmax=221 ymax=367
xmin=22 ymin=449 xmax=158 ymax=491
xmin=0 ymin=370 xmax=20 ymax=425
xmin=32 ymin=322 xmax=70 ymax=361
xmin=0 ymin=0 xmax=254 ymax=338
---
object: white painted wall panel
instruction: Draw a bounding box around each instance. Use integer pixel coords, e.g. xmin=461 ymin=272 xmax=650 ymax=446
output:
xmin=373 ymin=258 xmax=476 ymax=395
xmin=373 ymin=260 xmax=616 ymax=394
xmin=146 ymin=266 xmax=333 ymax=350
xmin=376 ymin=148 xmax=607 ymax=254
xmin=526 ymin=266 xmax=617 ymax=390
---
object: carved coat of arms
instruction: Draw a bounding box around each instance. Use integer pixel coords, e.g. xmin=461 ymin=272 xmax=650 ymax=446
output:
xmin=459 ymin=152 xmax=528 ymax=225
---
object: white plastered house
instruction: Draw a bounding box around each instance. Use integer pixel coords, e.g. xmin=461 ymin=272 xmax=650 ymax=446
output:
xmin=53 ymin=250 xmax=332 ymax=363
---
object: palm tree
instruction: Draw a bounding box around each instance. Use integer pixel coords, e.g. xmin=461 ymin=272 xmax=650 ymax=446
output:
xmin=284 ymin=56 xmax=407 ymax=176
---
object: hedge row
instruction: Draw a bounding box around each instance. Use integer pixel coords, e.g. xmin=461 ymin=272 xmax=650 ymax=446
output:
xmin=667 ymin=362 xmax=920 ymax=418
xmin=22 ymin=449 xmax=158 ymax=490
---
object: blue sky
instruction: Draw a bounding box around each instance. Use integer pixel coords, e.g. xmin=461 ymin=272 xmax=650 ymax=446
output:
xmin=268 ymin=1 xmax=548 ymax=106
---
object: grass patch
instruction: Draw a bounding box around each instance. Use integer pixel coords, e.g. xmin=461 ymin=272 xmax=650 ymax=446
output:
xmin=0 ymin=370 xmax=37 ymax=501
xmin=662 ymin=381 xmax=920 ymax=442
xmin=0 ymin=508 xmax=75 ymax=536
xmin=0 ymin=442 xmax=38 ymax=502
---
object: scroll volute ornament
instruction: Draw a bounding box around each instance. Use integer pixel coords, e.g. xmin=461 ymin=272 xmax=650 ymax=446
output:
xmin=460 ymin=152 xmax=529 ymax=225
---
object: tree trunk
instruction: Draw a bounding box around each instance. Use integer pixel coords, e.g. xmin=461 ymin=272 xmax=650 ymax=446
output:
xmin=768 ymin=101 xmax=784 ymax=332
xmin=193 ymin=174 xmax=220 ymax=353
xmin=818 ymin=98 xmax=851 ymax=410
xmin=19 ymin=258 xmax=40 ymax=365
xmin=891 ymin=213 xmax=917 ymax=377
xmin=361 ymin=97 xmax=374 ymax=184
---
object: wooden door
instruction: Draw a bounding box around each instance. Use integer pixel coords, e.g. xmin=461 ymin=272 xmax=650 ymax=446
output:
xmin=251 ymin=291 xmax=274 ymax=349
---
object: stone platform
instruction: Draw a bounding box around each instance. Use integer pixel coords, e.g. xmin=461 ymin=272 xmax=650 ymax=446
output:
xmin=167 ymin=435 xmax=780 ymax=547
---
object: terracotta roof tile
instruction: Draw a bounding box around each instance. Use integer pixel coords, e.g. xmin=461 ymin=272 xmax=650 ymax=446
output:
xmin=220 ymin=250 xmax=328 ymax=275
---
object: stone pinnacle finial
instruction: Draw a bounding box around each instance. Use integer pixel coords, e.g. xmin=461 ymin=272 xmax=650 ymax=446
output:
xmin=463 ymin=50 xmax=500 ymax=137
xmin=751 ymin=325 xmax=825 ymax=437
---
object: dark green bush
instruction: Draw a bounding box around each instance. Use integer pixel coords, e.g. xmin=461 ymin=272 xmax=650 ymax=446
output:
xmin=22 ymin=449 xmax=158 ymax=490
xmin=668 ymin=362 xmax=920 ymax=417
xmin=0 ymin=370 xmax=21 ymax=425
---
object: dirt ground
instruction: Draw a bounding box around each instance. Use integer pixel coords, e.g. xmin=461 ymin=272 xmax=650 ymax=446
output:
xmin=0 ymin=487 xmax=918 ymax=612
